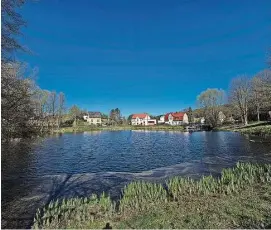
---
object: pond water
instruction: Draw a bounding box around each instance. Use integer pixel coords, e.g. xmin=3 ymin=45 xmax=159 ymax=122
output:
xmin=2 ymin=131 xmax=271 ymax=228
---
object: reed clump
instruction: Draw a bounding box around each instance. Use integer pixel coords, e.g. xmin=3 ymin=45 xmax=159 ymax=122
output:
xmin=32 ymin=162 xmax=271 ymax=229
xmin=32 ymin=192 xmax=114 ymax=229
xmin=119 ymin=181 xmax=168 ymax=213
xmin=238 ymin=125 xmax=271 ymax=136
xmin=167 ymin=162 xmax=271 ymax=200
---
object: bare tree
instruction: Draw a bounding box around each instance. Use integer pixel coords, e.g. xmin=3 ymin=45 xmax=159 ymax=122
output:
xmin=57 ymin=92 xmax=65 ymax=129
xmin=32 ymin=88 xmax=51 ymax=133
xmin=109 ymin=108 xmax=121 ymax=125
xmin=197 ymin=88 xmax=225 ymax=127
xmin=50 ymin=91 xmax=57 ymax=117
xmin=1 ymin=0 xmax=26 ymax=62
xmin=1 ymin=0 xmax=70 ymax=138
xmin=1 ymin=0 xmax=36 ymax=140
xmin=1 ymin=63 xmax=37 ymax=139
xmin=253 ymin=69 xmax=271 ymax=120
xmin=229 ymin=76 xmax=251 ymax=125
xmin=47 ymin=91 xmax=57 ymax=129
xmin=31 ymin=89 xmax=67 ymax=132
xmin=257 ymin=69 xmax=271 ymax=103
xmin=251 ymin=76 xmax=264 ymax=121
xmin=69 ymin=105 xmax=81 ymax=127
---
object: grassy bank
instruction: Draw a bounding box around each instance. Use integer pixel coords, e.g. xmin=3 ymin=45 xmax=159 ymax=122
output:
xmin=55 ymin=126 xmax=131 ymax=133
xmin=131 ymin=125 xmax=185 ymax=131
xmin=236 ymin=125 xmax=271 ymax=136
xmin=217 ymin=122 xmax=271 ymax=136
xmin=33 ymin=162 xmax=271 ymax=229
xmin=55 ymin=125 xmax=185 ymax=133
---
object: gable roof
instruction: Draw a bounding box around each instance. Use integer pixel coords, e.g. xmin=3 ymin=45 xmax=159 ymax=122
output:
xmin=132 ymin=113 xmax=149 ymax=119
xmin=165 ymin=112 xmax=186 ymax=121
xmin=88 ymin=112 xmax=102 ymax=118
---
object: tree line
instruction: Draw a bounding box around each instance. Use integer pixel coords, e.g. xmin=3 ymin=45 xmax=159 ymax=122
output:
xmin=197 ymin=69 xmax=271 ymax=127
xmin=1 ymin=0 xmax=68 ymax=140
xmin=2 ymin=61 xmax=67 ymax=139
xmin=2 ymin=0 xmax=270 ymax=139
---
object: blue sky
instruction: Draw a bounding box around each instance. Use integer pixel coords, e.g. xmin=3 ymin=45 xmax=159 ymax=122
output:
xmin=19 ymin=0 xmax=271 ymax=116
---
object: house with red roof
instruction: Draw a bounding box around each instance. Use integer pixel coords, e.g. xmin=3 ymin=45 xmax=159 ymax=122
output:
xmin=164 ymin=112 xmax=189 ymax=125
xmin=131 ymin=113 xmax=157 ymax=126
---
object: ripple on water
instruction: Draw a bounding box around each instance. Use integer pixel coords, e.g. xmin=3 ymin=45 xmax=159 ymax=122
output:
xmin=2 ymin=131 xmax=271 ymax=229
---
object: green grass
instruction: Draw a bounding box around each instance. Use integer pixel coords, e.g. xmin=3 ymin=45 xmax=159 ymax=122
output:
xmin=32 ymin=193 xmax=115 ymax=229
xmin=119 ymin=181 xmax=168 ymax=213
xmin=131 ymin=125 xmax=185 ymax=131
xmin=217 ymin=122 xmax=271 ymax=136
xmin=32 ymin=162 xmax=271 ymax=229
xmin=56 ymin=126 xmax=131 ymax=133
xmin=237 ymin=125 xmax=271 ymax=136
xmin=56 ymin=125 xmax=185 ymax=133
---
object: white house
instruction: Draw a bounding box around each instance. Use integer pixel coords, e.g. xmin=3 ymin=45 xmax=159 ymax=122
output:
xmin=158 ymin=115 xmax=165 ymax=124
xmin=131 ymin=113 xmax=157 ymax=126
xmin=164 ymin=112 xmax=189 ymax=125
xmin=83 ymin=112 xmax=102 ymax=125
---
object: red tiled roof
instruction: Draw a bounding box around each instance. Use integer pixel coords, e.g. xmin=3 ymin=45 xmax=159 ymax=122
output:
xmin=165 ymin=112 xmax=185 ymax=121
xmin=132 ymin=113 xmax=148 ymax=119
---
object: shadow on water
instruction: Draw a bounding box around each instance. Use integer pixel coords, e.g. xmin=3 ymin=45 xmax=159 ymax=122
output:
xmin=2 ymin=173 xmax=132 ymax=229
xmin=2 ymin=131 xmax=271 ymax=229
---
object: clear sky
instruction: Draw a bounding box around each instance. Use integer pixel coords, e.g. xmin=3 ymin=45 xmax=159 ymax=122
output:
xmin=19 ymin=0 xmax=271 ymax=116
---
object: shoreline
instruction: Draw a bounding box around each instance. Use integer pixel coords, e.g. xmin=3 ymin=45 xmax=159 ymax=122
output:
xmin=32 ymin=162 xmax=271 ymax=229
xmin=54 ymin=125 xmax=186 ymax=133
xmin=3 ymin=146 xmax=271 ymax=229
xmin=215 ymin=122 xmax=271 ymax=137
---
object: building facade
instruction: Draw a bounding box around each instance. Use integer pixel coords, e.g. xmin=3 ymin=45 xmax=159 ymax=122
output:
xmin=164 ymin=112 xmax=189 ymax=125
xmin=158 ymin=115 xmax=165 ymax=124
xmin=131 ymin=113 xmax=157 ymax=126
xmin=83 ymin=112 xmax=102 ymax=125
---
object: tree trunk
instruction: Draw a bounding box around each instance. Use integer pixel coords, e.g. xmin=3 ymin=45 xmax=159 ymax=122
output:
xmin=74 ymin=117 xmax=77 ymax=127
xmin=57 ymin=116 xmax=60 ymax=129
xmin=257 ymin=106 xmax=260 ymax=122
xmin=244 ymin=115 xmax=248 ymax=126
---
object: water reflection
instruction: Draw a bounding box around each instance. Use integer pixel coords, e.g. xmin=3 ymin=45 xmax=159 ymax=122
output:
xmin=83 ymin=131 xmax=102 ymax=135
xmin=2 ymin=140 xmax=39 ymax=206
xmin=3 ymin=131 xmax=270 ymax=178
xmin=2 ymin=131 xmax=271 ymax=229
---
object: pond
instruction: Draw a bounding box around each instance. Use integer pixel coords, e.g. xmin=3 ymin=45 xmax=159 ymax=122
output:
xmin=2 ymin=131 xmax=271 ymax=228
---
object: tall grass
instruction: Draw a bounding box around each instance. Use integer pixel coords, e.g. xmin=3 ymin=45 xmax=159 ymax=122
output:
xmin=238 ymin=125 xmax=271 ymax=136
xmin=33 ymin=192 xmax=114 ymax=229
xmin=32 ymin=162 xmax=271 ymax=229
xmin=119 ymin=181 xmax=168 ymax=213
xmin=167 ymin=162 xmax=271 ymax=200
